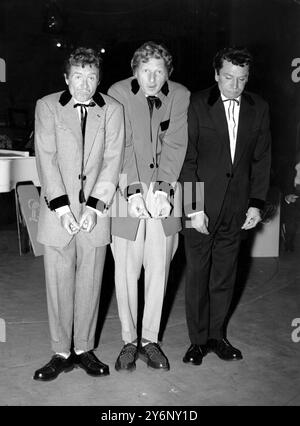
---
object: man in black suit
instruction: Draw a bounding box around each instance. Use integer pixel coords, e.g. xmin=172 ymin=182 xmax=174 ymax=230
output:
xmin=180 ymin=47 xmax=271 ymax=365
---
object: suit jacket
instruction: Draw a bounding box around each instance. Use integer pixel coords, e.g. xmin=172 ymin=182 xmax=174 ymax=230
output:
xmin=108 ymin=77 xmax=190 ymax=240
xmin=35 ymin=90 xmax=124 ymax=248
xmin=180 ymin=85 xmax=271 ymax=233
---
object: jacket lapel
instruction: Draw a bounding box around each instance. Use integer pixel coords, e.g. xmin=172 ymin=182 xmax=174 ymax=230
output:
xmin=130 ymin=79 xmax=170 ymax=166
xmin=233 ymin=93 xmax=255 ymax=168
xmin=207 ymin=87 xmax=232 ymax=165
xmin=59 ymin=90 xmax=106 ymax=168
xmin=60 ymin=98 xmax=82 ymax=147
xmin=151 ymin=88 xmax=168 ymax=162
xmin=130 ymin=82 xmax=155 ymax=165
xmin=84 ymin=104 xmax=104 ymax=167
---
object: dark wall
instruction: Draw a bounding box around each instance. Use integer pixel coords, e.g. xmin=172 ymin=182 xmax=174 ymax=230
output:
xmin=0 ymin=0 xmax=299 ymax=185
xmin=0 ymin=0 xmax=231 ymax=114
xmin=229 ymin=0 xmax=300 ymax=182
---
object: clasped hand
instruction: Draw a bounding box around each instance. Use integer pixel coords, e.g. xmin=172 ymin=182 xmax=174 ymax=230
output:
xmin=128 ymin=193 xmax=171 ymax=219
xmin=60 ymin=208 xmax=97 ymax=235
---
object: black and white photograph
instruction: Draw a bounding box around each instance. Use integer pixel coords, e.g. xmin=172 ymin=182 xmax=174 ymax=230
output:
xmin=0 ymin=0 xmax=299 ymax=410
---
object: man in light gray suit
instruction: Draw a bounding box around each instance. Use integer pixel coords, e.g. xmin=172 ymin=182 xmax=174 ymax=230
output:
xmin=108 ymin=41 xmax=189 ymax=372
xmin=33 ymin=47 xmax=124 ymax=381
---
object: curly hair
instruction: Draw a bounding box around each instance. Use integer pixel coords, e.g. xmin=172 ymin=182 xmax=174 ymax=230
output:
xmin=213 ymin=47 xmax=253 ymax=75
xmin=64 ymin=47 xmax=102 ymax=77
xmin=131 ymin=41 xmax=173 ymax=76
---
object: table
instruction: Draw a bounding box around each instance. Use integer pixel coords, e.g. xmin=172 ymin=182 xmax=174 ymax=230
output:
xmin=0 ymin=149 xmax=42 ymax=256
xmin=0 ymin=149 xmax=40 ymax=192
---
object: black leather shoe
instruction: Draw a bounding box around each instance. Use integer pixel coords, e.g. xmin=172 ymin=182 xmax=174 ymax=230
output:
xmin=207 ymin=338 xmax=243 ymax=361
xmin=74 ymin=351 xmax=110 ymax=376
xmin=139 ymin=343 xmax=170 ymax=371
xmin=115 ymin=343 xmax=138 ymax=372
xmin=183 ymin=344 xmax=207 ymax=365
xmin=33 ymin=354 xmax=74 ymax=381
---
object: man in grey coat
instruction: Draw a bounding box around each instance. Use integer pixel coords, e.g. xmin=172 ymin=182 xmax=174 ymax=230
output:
xmin=33 ymin=47 xmax=124 ymax=381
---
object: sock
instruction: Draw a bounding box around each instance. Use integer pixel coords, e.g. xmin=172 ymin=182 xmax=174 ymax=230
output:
xmin=56 ymin=351 xmax=71 ymax=359
xmin=141 ymin=339 xmax=152 ymax=347
xmin=125 ymin=340 xmax=137 ymax=346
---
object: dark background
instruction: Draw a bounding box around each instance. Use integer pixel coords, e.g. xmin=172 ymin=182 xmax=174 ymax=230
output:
xmin=0 ymin=0 xmax=300 ymax=183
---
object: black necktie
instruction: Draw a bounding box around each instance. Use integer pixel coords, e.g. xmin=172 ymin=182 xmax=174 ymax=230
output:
xmin=146 ymin=96 xmax=161 ymax=168
xmin=146 ymin=96 xmax=162 ymax=117
xmin=74 ymin=101 xmax=96 ymax=203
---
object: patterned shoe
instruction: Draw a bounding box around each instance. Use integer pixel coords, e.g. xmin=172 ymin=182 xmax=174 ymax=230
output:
xmin=115 ymin=343 xmax=138 ymax=372
xmin=139 ymin=342 xmax=170 ymax=371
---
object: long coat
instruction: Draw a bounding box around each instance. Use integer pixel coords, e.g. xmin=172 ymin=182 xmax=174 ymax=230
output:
xmin=108 ymin=78 xmax=190 ymax=241
xmin=35 ymin=90 xmax=124 ymax=248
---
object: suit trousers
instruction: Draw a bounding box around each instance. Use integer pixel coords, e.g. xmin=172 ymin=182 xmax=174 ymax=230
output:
xmin=111 ymin=219 xmax=178 ymax=343
xmin=43 ymin=233 xmax=106 ymax=353
xmin=184 ymin=197 xmax=242 ymax=345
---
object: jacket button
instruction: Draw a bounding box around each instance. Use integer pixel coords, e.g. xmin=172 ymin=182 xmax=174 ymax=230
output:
xmin=226 ymin=173 xmax=231 ymax=178
xmin=150 ymin=163 xmax=154 ymax=169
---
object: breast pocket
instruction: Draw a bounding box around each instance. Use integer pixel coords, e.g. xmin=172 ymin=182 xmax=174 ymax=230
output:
xmin=160 ymin=120 xmax=170 ymax=131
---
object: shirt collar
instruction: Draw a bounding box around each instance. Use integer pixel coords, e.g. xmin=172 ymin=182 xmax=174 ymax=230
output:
xmin=220 ymin=93 xmax=241 ymax=104
xmin=59 ymin=90 xmax=106 ymax=107
xmin=73 ymin=98 xmax=93 ymax=105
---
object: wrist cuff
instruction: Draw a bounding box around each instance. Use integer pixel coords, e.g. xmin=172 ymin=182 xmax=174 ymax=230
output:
xmin=86 ymin=196 xmax=107 ymax=213
xmin=49 ymin=195 xmax=70 ymax=211
xmin=125 ymin=183 xmax=143 ymax=200
xmin=248 ymin=198 xmax=264 ymax=210
xmin=153 ymin=181 xmax=174 ymax=197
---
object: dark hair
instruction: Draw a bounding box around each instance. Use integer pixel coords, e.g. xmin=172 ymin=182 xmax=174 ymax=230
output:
xmin=131 ymin=41 xmax=173 ymax=76
xmin=213 ymin=47 xmax=253 ymax=74
xmin=64 ymin=47 xmax=102 ymax=77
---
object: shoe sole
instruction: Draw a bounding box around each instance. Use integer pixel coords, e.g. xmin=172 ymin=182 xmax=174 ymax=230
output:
xmin=33 ymin=364 xmax=74 ymax=381
xmin=214 ymin=355 xmax=243 ymax=361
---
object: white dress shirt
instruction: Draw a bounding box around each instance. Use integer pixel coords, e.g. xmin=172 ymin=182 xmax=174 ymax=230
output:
xmin=221 ymin=93 xmax=241 ymax=163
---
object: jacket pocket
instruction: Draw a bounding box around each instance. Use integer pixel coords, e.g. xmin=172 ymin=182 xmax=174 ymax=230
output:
xmin=160 ymin=120 xmax=170 ymax=131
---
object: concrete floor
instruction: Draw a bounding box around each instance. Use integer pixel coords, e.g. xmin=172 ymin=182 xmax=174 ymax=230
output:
xmin=0 ymin=223 xmax=300 ymax=406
